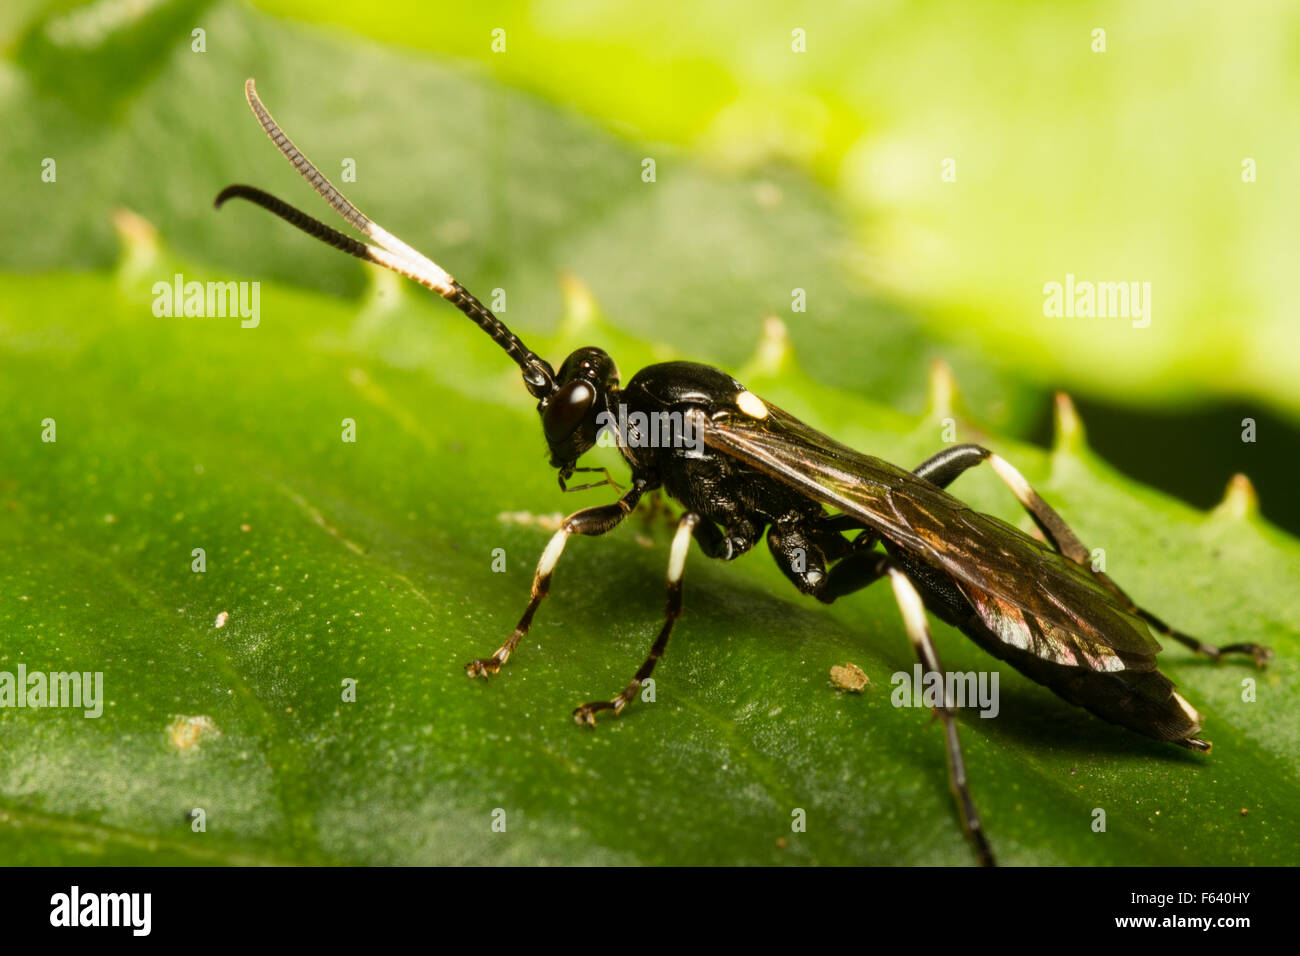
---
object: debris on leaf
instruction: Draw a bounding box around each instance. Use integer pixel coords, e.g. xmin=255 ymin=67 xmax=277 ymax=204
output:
xmin=829 ymin=661 xmax=869 ymax=693
xmin=498 ymin=510 xmax=565 ymax=532
xmin=167 ymin=715 xmax=220 ymax=752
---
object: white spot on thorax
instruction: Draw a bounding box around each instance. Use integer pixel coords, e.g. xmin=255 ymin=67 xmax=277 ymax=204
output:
xmin=736 ymin=390 xmax=768 ymax=419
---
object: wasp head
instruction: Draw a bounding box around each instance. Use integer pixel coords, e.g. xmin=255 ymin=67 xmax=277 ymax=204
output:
xmin=538 ymin=347 xmax=620 ymax=484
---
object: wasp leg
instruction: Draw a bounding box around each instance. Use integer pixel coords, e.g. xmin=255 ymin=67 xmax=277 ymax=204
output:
xmin=914 ymin=444 xmax=1272 ymax=668
xmin=815 ymin=510 xmax=880 ymax=552
xmin=573 ymin=513 xmax=705 ymax=725
xmin=768 ymin=518 xmax=888 ymax=603
xmin=768 ymin=521 xmax=993 ymax=864
xmin=884 ymin=563 xmax=996 ymax=867
xmin=769 ymin=520 xmax=992 ymax=863
xmin=465 ymin=479 xmax=648 ymax=677
xmin=559 ymin=465 xmax=624 ymax=494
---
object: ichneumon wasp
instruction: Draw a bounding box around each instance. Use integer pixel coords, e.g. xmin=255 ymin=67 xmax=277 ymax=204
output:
xmin=215 ymin=79 xmax=1273 ymax=866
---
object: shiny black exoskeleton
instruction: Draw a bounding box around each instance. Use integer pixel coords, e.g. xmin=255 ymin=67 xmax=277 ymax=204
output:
xmin=542 ymin=357 xmax=821 ymax=564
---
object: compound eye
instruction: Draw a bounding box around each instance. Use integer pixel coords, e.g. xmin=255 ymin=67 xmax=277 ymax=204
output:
xmin=543 ymin=381 xmax=595 ymax=441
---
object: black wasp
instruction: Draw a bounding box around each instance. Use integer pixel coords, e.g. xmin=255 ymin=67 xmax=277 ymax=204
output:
xmin=216 ymin=79 xmax=1273 ymax=866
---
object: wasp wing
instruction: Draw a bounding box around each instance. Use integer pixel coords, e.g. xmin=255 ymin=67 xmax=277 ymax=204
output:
xmin=693 ymin=403 xmax=1162 ymax=671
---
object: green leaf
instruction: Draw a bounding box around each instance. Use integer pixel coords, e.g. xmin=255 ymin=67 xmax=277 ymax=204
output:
xmin=2 ymin=254 xmax=1296 ymax=864
xmin=2 ymin=1 xmax=1296 ymax=866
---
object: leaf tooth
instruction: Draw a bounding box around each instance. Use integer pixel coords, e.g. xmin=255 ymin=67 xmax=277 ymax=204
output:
xmin=362 ymin=260 xmax=406 ymax=313
xmin=558 ymin=271 xmax=599 ymax=336
xmin=926 ymin=357 xmax=958 ymax=421
xmin=1051 ymin=391 xmax=1087 ymax=455
xmin=112 ymin=206 xmax=159 ymax=281
xmin=1211 ymin=473 xmax=1259 ymax=521
xmin=741 ymin=315 xmax=794 ymax=380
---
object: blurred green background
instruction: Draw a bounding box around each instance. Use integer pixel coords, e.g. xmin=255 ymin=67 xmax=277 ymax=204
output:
xmin=7 ymin=0 xmax=1300 ymax=525
xmin=1 ymin=0 xmax=1296 ymax=866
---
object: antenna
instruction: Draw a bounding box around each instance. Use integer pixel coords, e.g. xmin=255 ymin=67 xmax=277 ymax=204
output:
xmin=215 ymin=79 xmax=557 ymax=398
